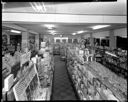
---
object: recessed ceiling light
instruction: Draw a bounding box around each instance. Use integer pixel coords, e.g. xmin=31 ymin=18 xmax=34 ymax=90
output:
xmin=51 ymin=33 xmax=56 ymax=35
xmin=77 ymin=31 xmax=84 ymax=34
xmin=44 ymin=24 xmax=55 ymax=29
xmin=29 ymin=2 xmax=46 ymax=12
xmin=72 ymin=33 xmax=76 ymax=35
xmin=91 ymin=25 xmax=110 ymax=30
xmin=10 ymin=30 xmax=21 ymax=33
xmin=48 ymin=30 xmax=56 ymax=33
xmin=77 ymin=30 xmax=88 ymax=34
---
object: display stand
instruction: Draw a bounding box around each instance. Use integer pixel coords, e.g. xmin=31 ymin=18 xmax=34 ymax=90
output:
xmin=13 ymin=48 xmax=54 ymax=101
xmin=66 ymin=46 xmax=127 ymax=101
xmin=95 ymin=48 xmax=127 ymax=79
xmin=13 ymin=63 xmax=38 ymax=100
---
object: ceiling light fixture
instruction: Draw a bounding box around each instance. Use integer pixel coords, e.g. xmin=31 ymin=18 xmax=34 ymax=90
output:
xmin=50 ymin=32 xmax=56 ymax=35
xmin=44 ymin=24 xmax=55 ymax=29
xmin=10 ymin=30 xmax=21 ymax=33
xmin=29 ymin=2 xmax=46 ymax=12
xmin=77 ymin=30 xmax=87 ymax=34
xmin=48 ymin=30 xmax=56 ymax=34
xmin=72 ymin=33 xmax=76 ymax=35
xmin=42 ymin=2 xmax=46 ymax=12
xmin=91 ymin=25 xmax=110 ymax=30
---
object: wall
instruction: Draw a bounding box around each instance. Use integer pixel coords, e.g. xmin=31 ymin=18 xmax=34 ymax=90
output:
xmin=83 ymin=34 xmax=91 ymax=39
xmin=114 ymin=28 xmax=127 ymax=38
xmin=92 ymin=31 xmax=109 ymax=38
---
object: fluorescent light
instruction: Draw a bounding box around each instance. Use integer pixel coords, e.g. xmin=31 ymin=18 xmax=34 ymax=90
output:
xmin=72 ymin=33 xmax=76 ymax=35
xmin=42 ymin=2 xmax=46 ymax=12
xmin=29 ymin=2 xmax=46 ymax=12
xmin=77 ymin=31 xmax=84 ymax=34
xmin=44 ymin=24 xmax=55 ymax=29
xmin=77 ymin=30 xmax=88 ymax=34
xmin=30 ymin=2 xmax=37 ymax=12
xmin=48 ymin=30 xmax=56 ymax=35
xmin=10 ymin=30 xmax=21 ymax=33
xmin=91 ymin=25 xmax=110 ymax=30
xmin=50 ymin=33 xmax=56 ymax=35
xmin=48 ymin=30 xmax=56 ymax=33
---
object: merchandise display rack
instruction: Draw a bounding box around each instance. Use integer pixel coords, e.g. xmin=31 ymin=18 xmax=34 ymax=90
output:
xmin=35 ymin=45 xmax=54 ymax=101
xmin=95 ymin=46 xmax=127 ymax=79
xmin=2 ymin=43 xmax=54 ymax=101
xmin=66 ymin=46 xmax=127 ymax=101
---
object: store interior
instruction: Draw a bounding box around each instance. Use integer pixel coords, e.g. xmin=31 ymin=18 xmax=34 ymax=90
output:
xmin=2 ymin=1 xmax=127 ymax=101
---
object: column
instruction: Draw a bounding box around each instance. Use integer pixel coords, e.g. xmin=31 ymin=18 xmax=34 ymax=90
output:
xmin=90 ymin=33 xmax=94 ymax=48
xmin=22 ymin=31 xmax=29 ymax=52
xmin=7 ymin=34 xmax=10 ymax=44
xmin=35 ymin=34 xmax=39 ymax=50
xmin=109 ymin=29 xmax=116 ymax=50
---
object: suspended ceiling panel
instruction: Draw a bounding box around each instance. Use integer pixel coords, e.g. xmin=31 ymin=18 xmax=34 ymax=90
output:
xmin=3 ymin=0 xmax=126 ymax=15
xmin=14 ymin=23 xmax=126 ymax=34
xmin=2 ymin=1 xmax=126 ymax=35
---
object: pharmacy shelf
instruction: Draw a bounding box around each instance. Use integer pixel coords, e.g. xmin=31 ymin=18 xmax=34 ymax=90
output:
xmin=66 ymin=46 xmax=127 ymax=101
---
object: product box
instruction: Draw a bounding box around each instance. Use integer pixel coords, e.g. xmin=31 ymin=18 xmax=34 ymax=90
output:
xmin=41 ymin=42 xmax=46 ymax=48
xmin=7 ymin=88 xmax=15 ymax=101
xmin=4 ymin=74 xmax=14 ymax=92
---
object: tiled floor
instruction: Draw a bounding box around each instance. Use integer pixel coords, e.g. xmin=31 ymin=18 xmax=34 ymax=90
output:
xmin=51 ymin=55 xmax=78 ymax=100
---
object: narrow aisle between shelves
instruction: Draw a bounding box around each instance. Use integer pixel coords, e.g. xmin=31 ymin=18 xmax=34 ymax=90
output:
xmin=52 ymin=55 xmax=78 ymax=100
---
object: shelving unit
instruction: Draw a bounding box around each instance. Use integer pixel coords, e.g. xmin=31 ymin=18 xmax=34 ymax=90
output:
xmin=2 ymin=43 xmax=54 ymax=101
xmin=66 ymin=46 xmax=127 ymax=101
xmin=95 ymin=47 xmax=127 ymax=79
xmin=35 ymin=46 xmax=54 ymax=101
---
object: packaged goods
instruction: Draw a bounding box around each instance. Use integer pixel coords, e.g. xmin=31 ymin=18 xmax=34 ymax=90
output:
xmin=67 ymin=46 xmax=127 ymax=101
xmin=93 ymin=92 xmax=100 ymax=100
xmin=4 ymin=74 xmax=14 ymax=92
xmin=41 ymin=42 xmax=46 ymax=48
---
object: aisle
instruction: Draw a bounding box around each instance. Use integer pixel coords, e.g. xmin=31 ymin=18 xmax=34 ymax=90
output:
xmin=52 ymin=55 xmax=78 ymax=100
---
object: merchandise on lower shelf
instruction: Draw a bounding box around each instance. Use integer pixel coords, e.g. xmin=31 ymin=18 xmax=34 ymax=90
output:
xmin=2 ymin=45 xmax=54 ymax=101
xmin=35 ymin=46 xmax=54 ymax=100
xmin=95 ymin=47 xmax=127 ymax=79
xmin=66 ymin=46 xmax=127 ymax=101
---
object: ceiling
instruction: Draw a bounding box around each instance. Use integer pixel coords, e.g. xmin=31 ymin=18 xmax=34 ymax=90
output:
xmin=10 ymin=23 xmax=126 ymax=35
xmin=3 ymin=1 xmax=126 ymax=15
xmin=2 ymin=1 xmax=127 ymax=36
xmin=2 ymin=26 xmax=22 ymax=35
